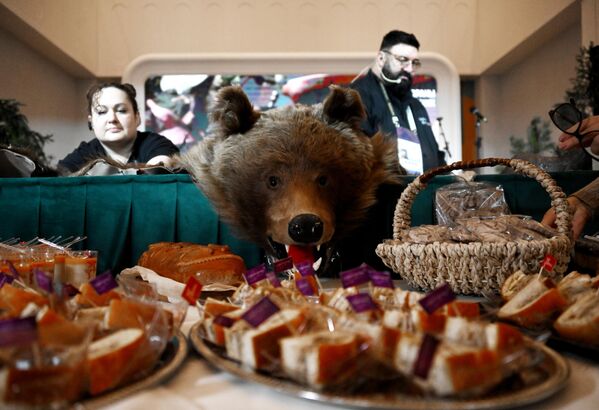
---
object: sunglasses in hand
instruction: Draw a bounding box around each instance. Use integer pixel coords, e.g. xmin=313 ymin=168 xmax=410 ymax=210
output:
xmin=549 ymin=99 xmax=599 ymax=161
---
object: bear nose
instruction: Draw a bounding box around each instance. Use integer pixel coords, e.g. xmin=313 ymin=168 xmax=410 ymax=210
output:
xmin=288 ymin=214 xmax=323 ymax=243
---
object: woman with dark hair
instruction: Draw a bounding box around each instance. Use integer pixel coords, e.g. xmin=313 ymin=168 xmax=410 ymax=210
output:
xmin=58 ymin=82 xmax=179 ymax=175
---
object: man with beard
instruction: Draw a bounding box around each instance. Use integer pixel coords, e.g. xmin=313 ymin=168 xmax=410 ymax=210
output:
xmin=351 ymin=30 xmax=445 ymax=174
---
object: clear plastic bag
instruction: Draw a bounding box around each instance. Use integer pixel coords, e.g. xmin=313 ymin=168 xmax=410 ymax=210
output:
xmin=435 ymin=180 xmax=510 ymax=226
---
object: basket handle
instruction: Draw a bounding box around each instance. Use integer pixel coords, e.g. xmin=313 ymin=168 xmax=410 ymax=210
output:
xmin=392 ymin=157 xmax=572 ymax=238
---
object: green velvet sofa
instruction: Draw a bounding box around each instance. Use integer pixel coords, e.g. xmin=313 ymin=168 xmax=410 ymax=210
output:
xmin=1 ymin=172 xmax=597 ymax=274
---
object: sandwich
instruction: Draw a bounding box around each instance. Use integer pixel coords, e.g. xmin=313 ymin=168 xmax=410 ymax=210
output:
xmin=554 ymin=292 xmax=599 ymax=346
xmin=497 ymin=276 xmax=566 ymax=328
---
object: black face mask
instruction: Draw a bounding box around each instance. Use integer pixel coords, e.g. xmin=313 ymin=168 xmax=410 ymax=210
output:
xmin=381 ymin=62 xmax=413 ymax=100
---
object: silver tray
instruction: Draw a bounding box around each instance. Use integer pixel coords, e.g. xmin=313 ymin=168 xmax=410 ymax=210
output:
xmin=77 ymin=329 xmax=188 ymax=409
xmin=189 ymin=322 xmax=569 ymax=410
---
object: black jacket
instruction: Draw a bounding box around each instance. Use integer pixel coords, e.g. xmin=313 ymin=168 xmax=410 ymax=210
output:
xmin=58 ymin=131 xmax=179 ymax=173
xmin=350 ymin=70 xmax=446 ymax=172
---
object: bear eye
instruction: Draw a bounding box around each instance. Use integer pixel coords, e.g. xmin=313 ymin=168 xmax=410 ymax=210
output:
xmin=268 ymin=176 xmax=281 ymax=189
xmin=317 ymin=175 xmax=328 ymax=187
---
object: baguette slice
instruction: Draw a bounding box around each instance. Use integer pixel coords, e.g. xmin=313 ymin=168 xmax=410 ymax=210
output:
xmin=557 ymin=271 xmax=594 ymax=305
xmin=497 ymin=277 xmax=567 ymax=327
xmin=75 ymin=283 xmax=121 ymax=307
xmin=393 ymin=333 xmax=503 ymax=396
xmin=319 ymin=287 xmax=358 ymax=312
xmin=225 ymin=309 xmax=305 ymax=370
xmin=0 ymin=284 xmax=48 ymax=317
xmin=86 ymin=328 xmax=145 ymax=395
xmin=203 ymin=309 xmax=244 ymax=346
xmin=280 ymin=330 xmax=359 ymax=389
xmin=36 ymin=307 xmax=89 ymax=346
xmin=554 ymin=292 xmax=599 ymax=346
xmin=443 ymin=316 xmax=524 ymax=353
xmin=501 ymin=270 xmax=533 ymax=302
xmin=428 ymin=345 xmax=502 ymax=396
xmin=203 ymin=297 xmax=240 ymax=317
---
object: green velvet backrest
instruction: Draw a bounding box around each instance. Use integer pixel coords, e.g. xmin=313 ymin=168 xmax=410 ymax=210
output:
xmin=0 ymin=174 xmax=261 ymax=273
xmin=1 ymin=171 xmax=597 ymax=274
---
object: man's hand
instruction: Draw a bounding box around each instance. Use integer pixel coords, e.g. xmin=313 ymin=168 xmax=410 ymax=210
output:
xmin=541 ymin=196 xmax=592 ymax=240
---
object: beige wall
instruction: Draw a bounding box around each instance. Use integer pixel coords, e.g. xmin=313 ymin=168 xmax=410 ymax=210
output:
xmin=0 ymin=27 xmax=92 ymax=164
xmin=477 ymin=23 xmax=581 ymax=160
xmin=1 ymin=0 xmax=577 ymax=77
xmin=0 ymin=0 xmax=593 ymax=167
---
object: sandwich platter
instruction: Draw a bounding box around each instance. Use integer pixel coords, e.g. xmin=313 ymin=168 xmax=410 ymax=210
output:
xmin=78 ymin=329 xmax=188 ymax=409
xmin=190 ymin=322 xmax=569 ymax=410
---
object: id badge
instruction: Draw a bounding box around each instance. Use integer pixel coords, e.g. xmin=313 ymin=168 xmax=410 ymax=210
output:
xmin=396 ymin=128 xmax=423 ymax=175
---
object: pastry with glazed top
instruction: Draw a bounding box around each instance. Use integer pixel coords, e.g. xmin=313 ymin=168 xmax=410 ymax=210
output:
xmin=138 ymin=242 xmax=245 ymax=285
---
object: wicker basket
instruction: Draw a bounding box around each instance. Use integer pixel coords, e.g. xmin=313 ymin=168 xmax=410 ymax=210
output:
xmin=376 ymin=158 xmax=573 ymax=295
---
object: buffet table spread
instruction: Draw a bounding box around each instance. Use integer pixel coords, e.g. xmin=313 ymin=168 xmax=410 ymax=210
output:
xmin=97 ymin=280 xmax=599 ymax=410
xmin=2 ymin=172 xmax=599 ymax=409
xmin=93 ymin=303 xmax=599 ymax=410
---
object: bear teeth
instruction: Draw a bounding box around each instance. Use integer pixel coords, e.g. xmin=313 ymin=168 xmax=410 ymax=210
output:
xmin=313 ymin=257 xmax=322 ymax=271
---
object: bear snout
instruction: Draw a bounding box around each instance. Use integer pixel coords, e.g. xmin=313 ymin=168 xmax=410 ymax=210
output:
xmin=288 ymin=214 xmax=324 ymax=244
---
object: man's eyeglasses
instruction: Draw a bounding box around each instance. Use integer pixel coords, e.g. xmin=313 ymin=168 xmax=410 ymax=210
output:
xmin=382 ymin=50 xmax=421 ymax=69
xmin=549 ymin=99 xmax=599 ymax=161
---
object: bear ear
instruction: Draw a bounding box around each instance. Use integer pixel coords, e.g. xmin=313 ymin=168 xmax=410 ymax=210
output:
xmin=210 ymin=86 xmax=260 ymax=136
xmin=322 ymin=85 xmax=366 ymax=129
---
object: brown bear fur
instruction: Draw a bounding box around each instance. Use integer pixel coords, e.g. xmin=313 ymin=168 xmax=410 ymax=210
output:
xmin=180 ymin=85 xmax=398 ymax=268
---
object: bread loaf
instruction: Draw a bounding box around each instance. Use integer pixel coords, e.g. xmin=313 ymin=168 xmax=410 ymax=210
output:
xmin=137 ymin=242 xmax=245 ymax=285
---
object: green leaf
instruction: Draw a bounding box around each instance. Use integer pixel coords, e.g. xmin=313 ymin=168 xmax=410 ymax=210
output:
xmin=0 ymin=99 xmax=53 ymax=165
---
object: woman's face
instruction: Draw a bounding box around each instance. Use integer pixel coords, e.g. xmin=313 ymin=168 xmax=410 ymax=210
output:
xmin=89 ymin=87 xmax=140 ymax=148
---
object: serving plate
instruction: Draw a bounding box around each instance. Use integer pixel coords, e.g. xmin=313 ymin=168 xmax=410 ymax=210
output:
xmin=77 ymin=329 xmax=188 ymax=409
xmin=189 ymin=322 xmax=569 ymax=410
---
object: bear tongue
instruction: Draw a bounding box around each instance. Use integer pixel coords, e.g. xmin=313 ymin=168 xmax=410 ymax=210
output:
xmin=287 ymin=244 xmax=315 ymax=266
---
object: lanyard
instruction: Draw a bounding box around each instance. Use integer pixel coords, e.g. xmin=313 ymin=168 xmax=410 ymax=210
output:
xmin=378 ymin=81 xmax=418 ymax=136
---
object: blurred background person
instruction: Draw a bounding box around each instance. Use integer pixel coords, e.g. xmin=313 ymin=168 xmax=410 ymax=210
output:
xmin=351 ymin=30 xmax=445 ymax=174
xmin=58 ymin=82 xmax=179 ymax=175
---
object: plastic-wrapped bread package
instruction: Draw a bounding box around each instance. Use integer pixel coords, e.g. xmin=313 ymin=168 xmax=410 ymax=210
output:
xmin=87 ymin=295 xmax=174 ymax=394
xmin=435 ymin=180 xmax=510 ymax=226
xmin=0 ymin=310 xmax=93 ymax=406
xmin=0 ymin=263 xmax=187 ymax=404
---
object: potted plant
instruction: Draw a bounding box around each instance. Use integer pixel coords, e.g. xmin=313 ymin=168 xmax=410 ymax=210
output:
xmin=0 ymin=99 xmax=55 ymax=176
